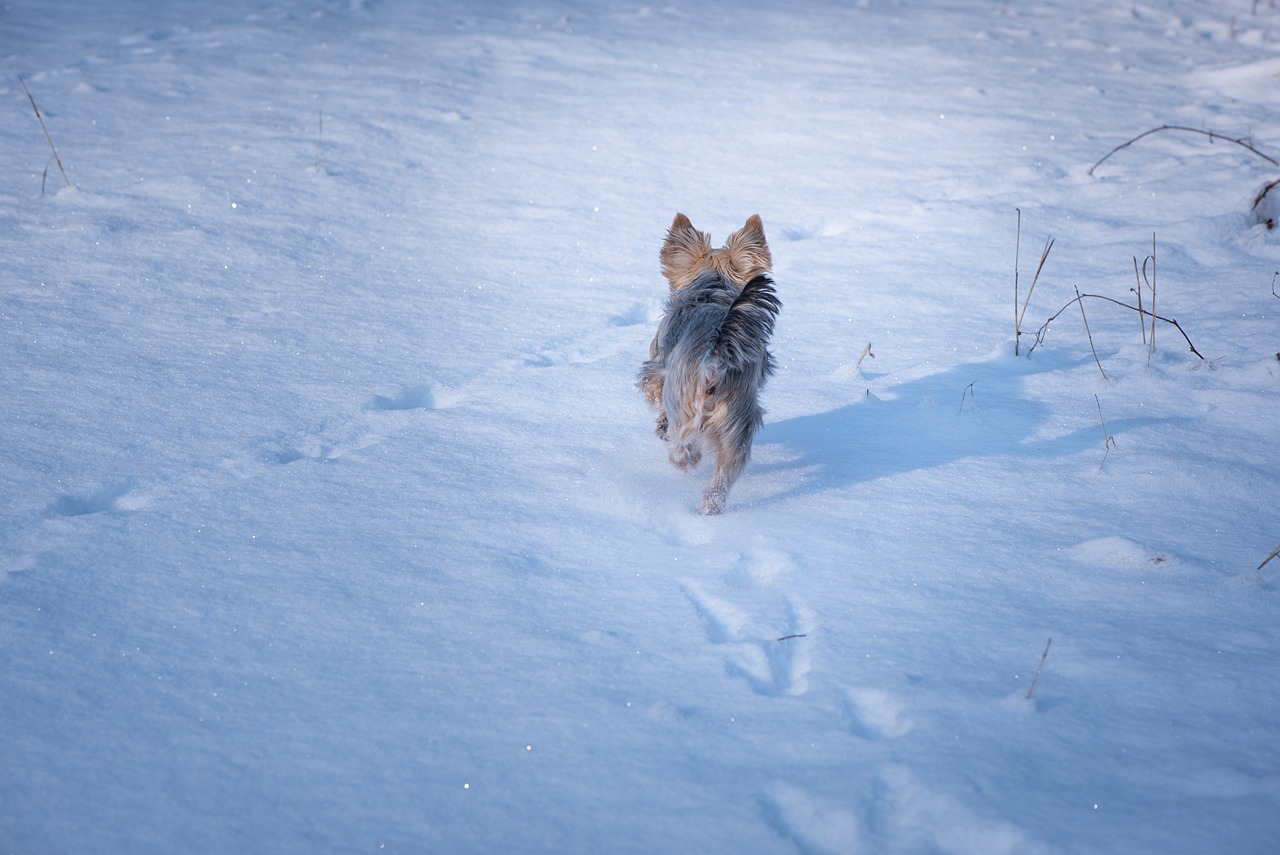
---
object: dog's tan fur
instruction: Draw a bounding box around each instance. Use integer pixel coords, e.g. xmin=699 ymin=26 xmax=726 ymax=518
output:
xmin=658 ymin=213 xmax=773 ymax=291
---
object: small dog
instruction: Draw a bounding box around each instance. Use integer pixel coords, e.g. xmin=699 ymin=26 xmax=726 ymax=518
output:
xmin=638 ymin=213 xmax=780 ymax=514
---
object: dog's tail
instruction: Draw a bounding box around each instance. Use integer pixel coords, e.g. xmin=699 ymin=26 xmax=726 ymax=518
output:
xmin=712 ymin=274 xmax=780 ymax=381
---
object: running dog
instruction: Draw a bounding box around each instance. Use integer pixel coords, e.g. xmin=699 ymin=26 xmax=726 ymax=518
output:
xmin=638 ymin=213 xmax=780 ymax=514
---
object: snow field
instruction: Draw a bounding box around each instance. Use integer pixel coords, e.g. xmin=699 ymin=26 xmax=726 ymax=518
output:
xmin=3 ymin=1 xmax=1280 ymax=852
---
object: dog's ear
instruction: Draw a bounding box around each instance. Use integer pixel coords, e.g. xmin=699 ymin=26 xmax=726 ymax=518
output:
xmin=722 ymin=214 xmax=772 ymax=282
xmin=661 ymin=212 xmax=712 ymax=289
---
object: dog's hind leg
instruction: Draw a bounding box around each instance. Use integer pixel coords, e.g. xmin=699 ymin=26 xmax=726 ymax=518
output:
xmin=637 ymin=360 xmax=663 ymax=401
xmin=698 ymin=409 xmax=758 ymax=514
xmin=700 ymin=444 xmax=745 ymax=515
xmin=700 ymin=483 xmax=728 ymax=515
xmin=637 ymin=356 xmax=669 ymax=440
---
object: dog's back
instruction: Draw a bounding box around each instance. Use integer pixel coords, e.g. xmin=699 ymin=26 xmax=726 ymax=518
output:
xmin=655 ymin=271 xmax=780 ymax=513
xmin=657 ymin=270 xmax=741 ymax=421
xmin=658 ymin=272 xmax=777 ymax=420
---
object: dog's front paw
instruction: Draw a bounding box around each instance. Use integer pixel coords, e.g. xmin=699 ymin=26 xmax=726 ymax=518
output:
xmin=654 ymin=412 xmax=669 ymax=441
xmin=699 ymin=486 xmax=727 ymax=515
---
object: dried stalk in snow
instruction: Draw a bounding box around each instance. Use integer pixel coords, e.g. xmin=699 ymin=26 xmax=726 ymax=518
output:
xmin=18 ymin=75 xmax=72 ymax=193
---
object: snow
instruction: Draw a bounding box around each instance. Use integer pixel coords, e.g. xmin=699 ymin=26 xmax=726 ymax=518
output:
xmin=2 ymin=0 xmax=1279 ymax=851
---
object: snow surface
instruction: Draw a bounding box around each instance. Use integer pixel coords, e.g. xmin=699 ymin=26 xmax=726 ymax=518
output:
xmin=3 ymin=0 xmax=1280 ymax=852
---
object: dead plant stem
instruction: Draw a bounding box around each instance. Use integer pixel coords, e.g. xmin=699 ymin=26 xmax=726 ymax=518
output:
xmin=18 ymin=75 xmax=72 ymax=192
xmin=1076 ymin=286 xmax=1107 ymax=380
xmin=1025 ymin=638 xmax=1053 ymax=700
xmin=1089 ymin=124 xmax=1280 ymax=176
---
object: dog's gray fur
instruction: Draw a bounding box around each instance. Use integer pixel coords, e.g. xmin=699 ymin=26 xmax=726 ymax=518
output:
xmin=639 ymin=270 xmax=780 ymax=514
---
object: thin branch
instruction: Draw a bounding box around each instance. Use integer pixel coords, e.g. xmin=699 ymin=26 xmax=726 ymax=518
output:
xmin=1146 ymin=233 xmax=1157 ymax=364
xmin=1089 ymin=124 xmax=1280 ymax=176
xmin=1132 ymin=257 xmax=1147 ymax=345
xmin=1025 ymin=638 xmax=1053 ymax=700
xmin=1252 ymin=179 xmax=1280 ymax=227
xmin=1095 ymin=394 xmax=1117 ymax=470
xmin=1259 ymin=544 xmax=1280 ymax=571
xmin=1076 ymin=286 xmax=1107 ymax=380
xmin=1014 ymin=208 xmax=1022 ymax=354
xmin=958 ymin=381 xmax=977 ymax=414
xmin=1016 ymin=235 xmax=1054 ymax=355
xmin=1029 ymin=292 xmax=1204 ymax=360
xmin=18 ymin=75 xmax=72 ymax=192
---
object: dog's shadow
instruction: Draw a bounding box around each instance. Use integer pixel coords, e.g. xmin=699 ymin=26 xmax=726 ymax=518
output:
xmin=753 ymin=354 xmax=1184 ymax=504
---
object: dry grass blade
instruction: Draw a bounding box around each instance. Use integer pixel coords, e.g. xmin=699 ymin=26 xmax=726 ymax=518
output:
xmin=1132 ymin=257 xmax=1147 ymax=345
xmin=1095 ymin=395 xmax=1117 ymax=470
xmin=1258 ymin=544 xmax=1280 ymax=571
xmin=18 ymin=75 xmax=73 ymax=193
xmin=1025 ymin=638 xmax=1053 ymax=700
xmin=1014 ymin=208 xmax=1022 ymax=354
xmin=1145 ymin=233 xmax=1157 ymax=364
xmin=1076 ymin=286 xmax=1107 ymax=380
xmin=1015 ymin=228 xmax=1054 ymax=355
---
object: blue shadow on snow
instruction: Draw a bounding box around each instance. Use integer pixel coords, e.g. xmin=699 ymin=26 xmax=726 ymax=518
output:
xmin=753 ymin=355 xmax=1182 ymax=503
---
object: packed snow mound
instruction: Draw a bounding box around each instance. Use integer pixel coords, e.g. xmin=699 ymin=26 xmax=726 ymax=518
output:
xmin=1066 ymin=536 xmax=1174 ymax=570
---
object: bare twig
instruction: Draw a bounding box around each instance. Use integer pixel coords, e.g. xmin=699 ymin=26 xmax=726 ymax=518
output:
xmin=1272 ymin=271 xmax=1279 ymax=300
xmin=1132 ymin=257 xmax=1147 ymax=345
xmin=1252 ymin=179 xmax=1280 ymax=228
xmin=1095 ymin=395 xmax=1117 ymax=470
xmin=1145 ymin=233 xmax=1157 ymax=365
xmin=1029 ymin=292 xmax=1204 ymax=360
xmin=1014 ymin=208 xmax=1022 ymax=354
xmin=776 ymin=634 xmax=808 ymax=642
xmin=1089 ymin=124 xmax=1280 ymax=176
xmin=959 ymin=381 xmax=977 ymax=413
xmin=1025 ymin=638 xmax=1053 ymax=700
xmin=1259 ymin=545 xmax=1280 ymax=571
xmin=18 ymin=75 xmax=73 ymax=193
xmin=1016 ymin=228 xmax=1054 ymax=356
xmin=1076 ymin=286 xmax=1107 ymax=380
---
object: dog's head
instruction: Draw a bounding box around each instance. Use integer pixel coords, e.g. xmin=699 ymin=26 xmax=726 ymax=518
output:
xmin=660 ymin=213 xmax=772 ymax=290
